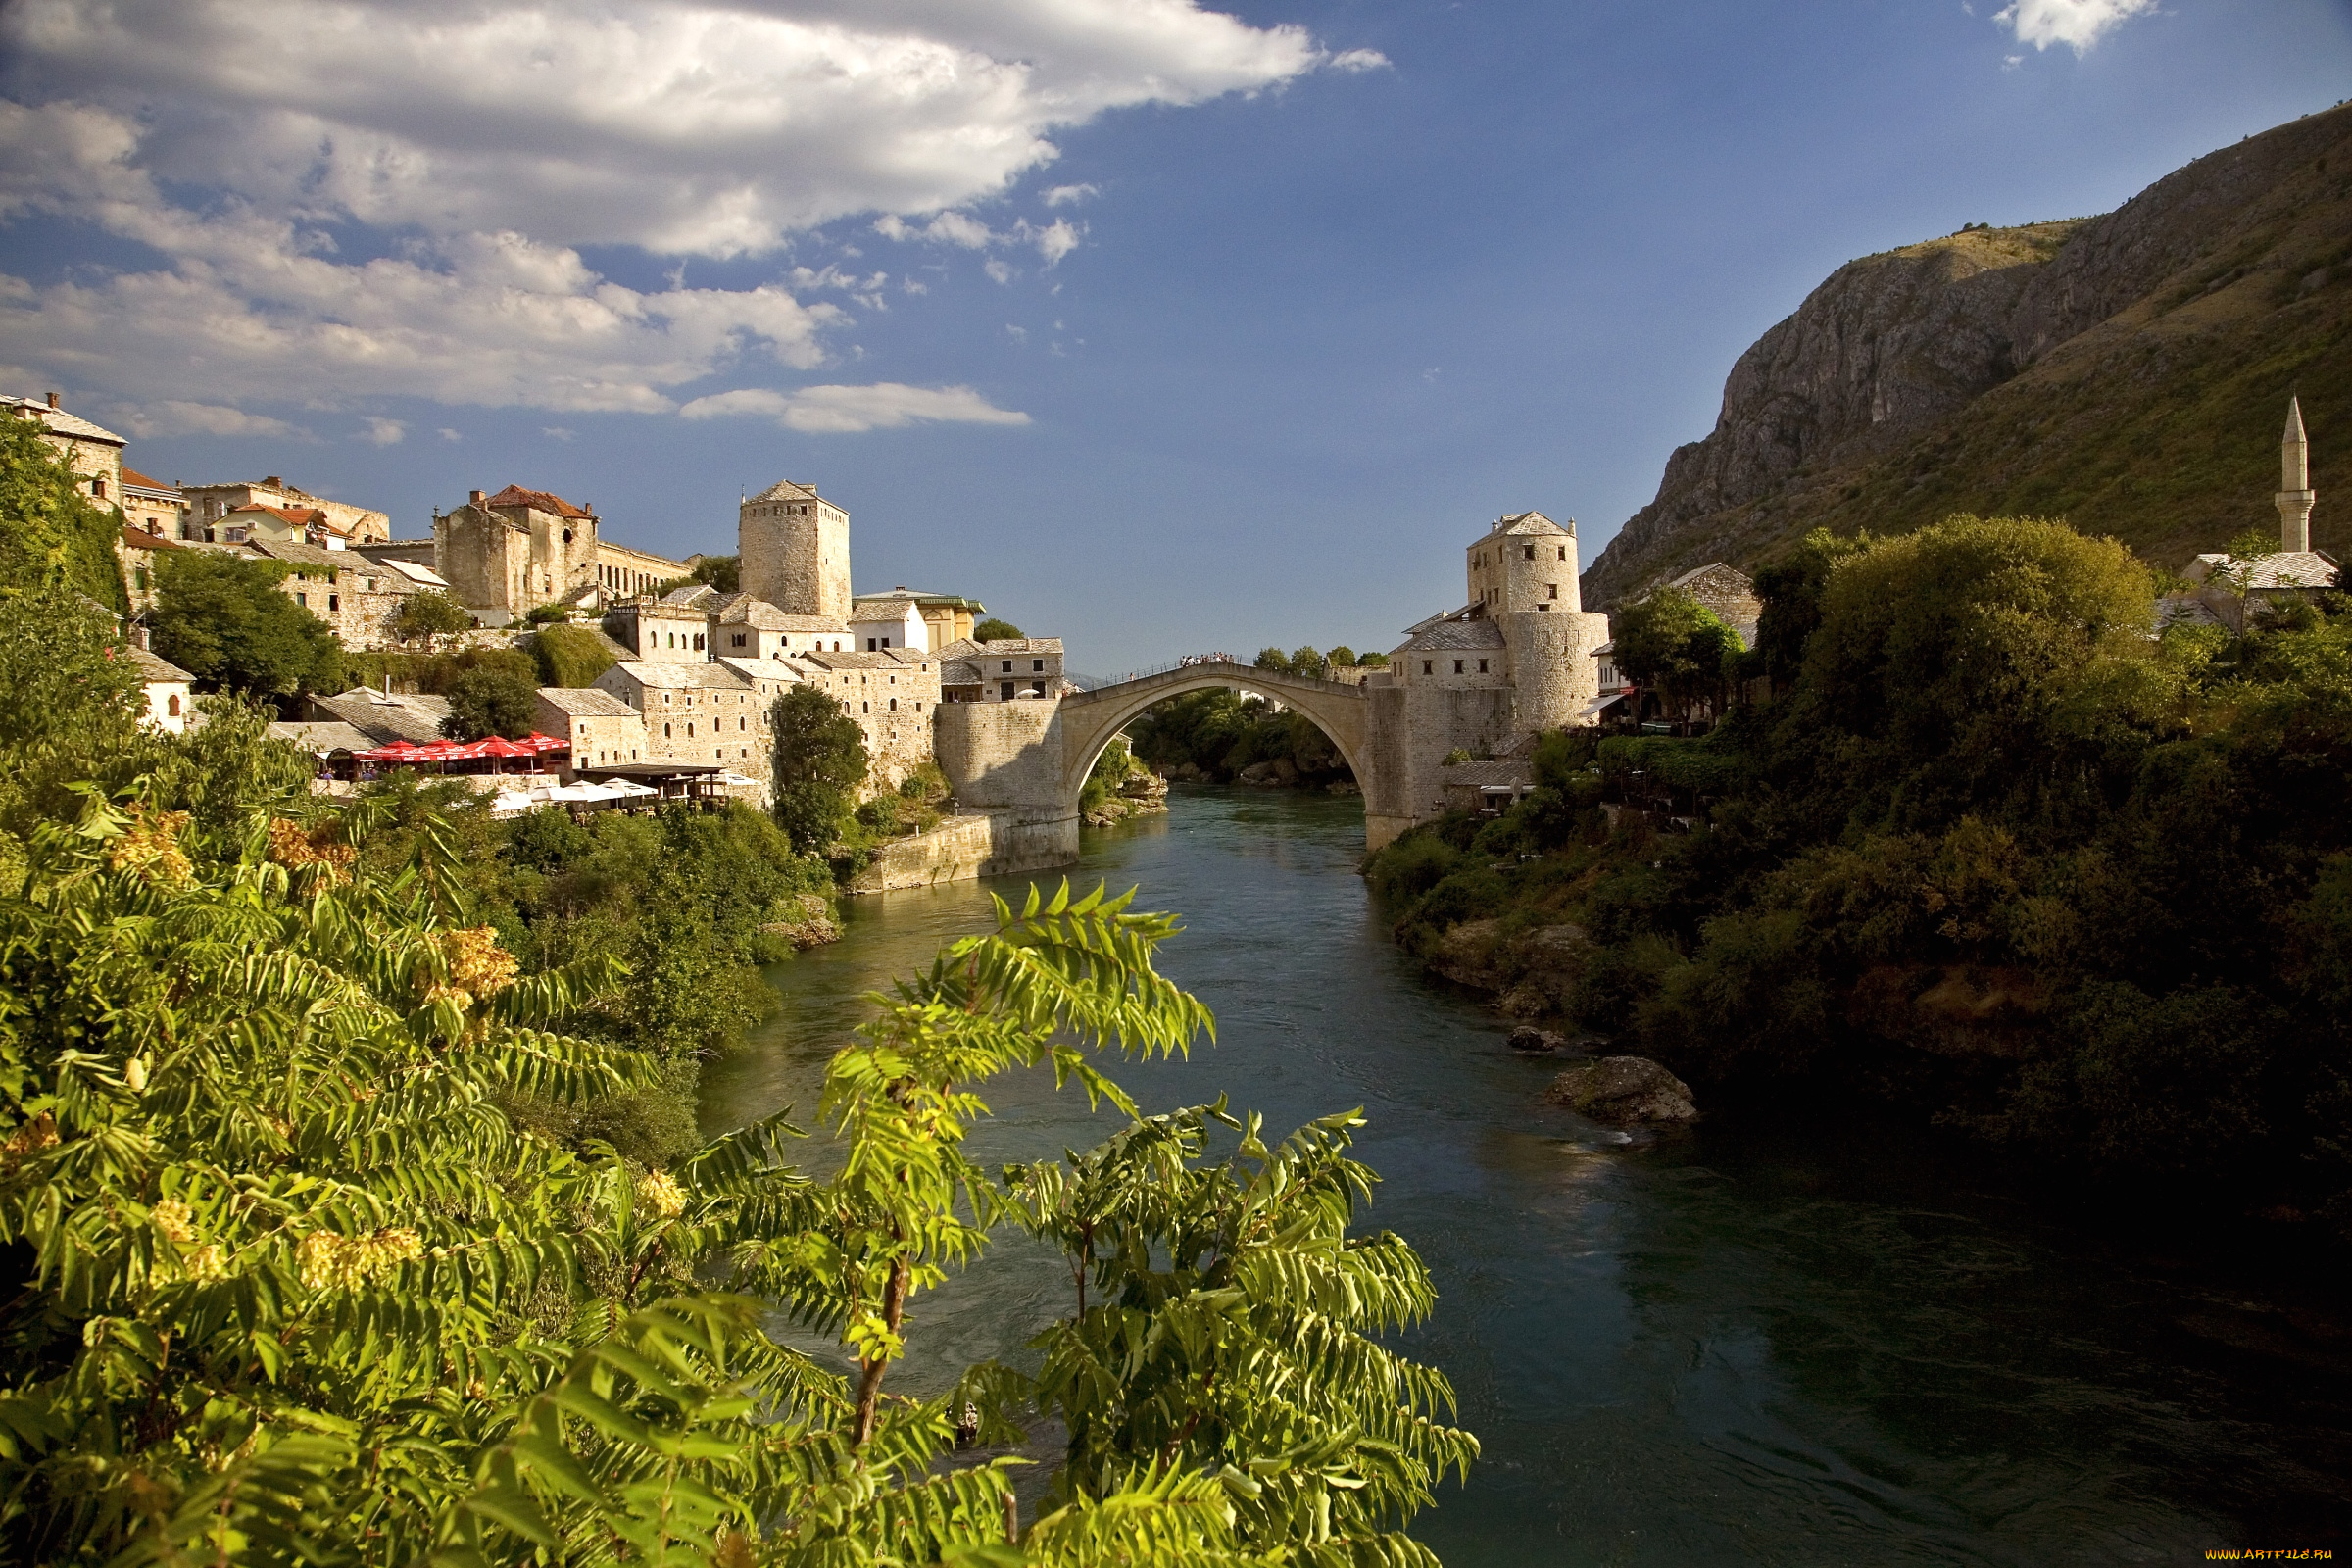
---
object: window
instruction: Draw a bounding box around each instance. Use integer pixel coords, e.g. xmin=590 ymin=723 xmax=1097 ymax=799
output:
xmin=1547 ymin=583 xmax=1558 ymax=600
xmin=889 ymin=698 xmax=898 ymax=711
xmin=1558 ymin=546 xmax=1568 ymax=561
xmin=866 ymin=638 xmax=877 ymax=651
xmin=663 ymin=722 xmax=671 ymax=737
xmin=732 ymin=633 xmax=745 ymax=648
xmin=133 ymin=566 xmax=147 ymax=591
xmin=738 ymin=717 xmax=746 ymax=730
xmin=167 ymin=695 xmax=180 ymax=716
xmin=1032 ymin=659 xmax=1044 ymax=672
xmin=1523 ymin=545 xmax=1534 ymax=561
xmin=694 ymin=634 xmax=705 ymax=651
xmin=295 ymin=592 xmax=307 ymax=608
xmin=92 ymin=478 xmax=106 ymax=500
xmin=687 ymin=723 xmax=695 ymax=737
xmin=1478 ymin=659 xmax=1488 ymax=673
xmin=328 ymin=594 xmax=339 ymax=612
xmin=1453 ymin=660 xmax=1464 ymax=674
xmin=882 ymin=637 xmax=891 ymax=648
xmin=1422 ymin=661 xmax=1433 ymax=675
xmin=1001 ymin=681 xmax=1015 ymax=700
xmin=862 ymin=702 xmax=869 ymax=713
xmin=1002 ymin=661 xmax=1012 ymax=672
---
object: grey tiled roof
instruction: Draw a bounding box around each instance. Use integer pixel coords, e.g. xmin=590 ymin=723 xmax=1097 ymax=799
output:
xmin=605 ymin=662 xmax=755 ymax=691
xmin=1441 ymin=759 xmax=1535 ymax=788
xmin=536 ymin=686 xmax=639 ymax=717
xmin=308 ymin=690 xmax=453 ymax=744
xmin=4 ymin=397 xmax=123 ymax=445
xmin=130 ymin=647 xmax=191 ymax=682
xmin=717 ymin=597 xmax=845 ymax=631
xmin=1494 ymin=511 xmax=1568 ymax=536
xmin=270 ymin=720 xmax=375 ymax=755
xmin=940 ymin=660 xmax=981 ymax=685
xmin=800 ymin=650 xmax=934 ymax=673
xmin=662 ymin=584 xmax=721 ymax=610
xmin=749 ymin=479 xmax=821 ymax=503
xmin=975 ymin=637 xmax=1062 ymax=655
xmin=1402 ymin=618 xmax=1506 ymax=651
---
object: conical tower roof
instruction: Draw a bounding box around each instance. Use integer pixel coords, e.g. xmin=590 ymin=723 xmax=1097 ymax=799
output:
xmin=2285 ymin=395 xmax=2307 ymax=445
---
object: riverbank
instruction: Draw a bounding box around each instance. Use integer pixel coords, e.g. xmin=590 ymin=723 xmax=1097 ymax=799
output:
xmin=705 ymin=785 xmax=2352 ymax=1560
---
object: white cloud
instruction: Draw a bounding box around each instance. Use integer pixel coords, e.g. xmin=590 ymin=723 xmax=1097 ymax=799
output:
xmin=1327 ymin=48 xmax=1390 ymax=73
xmin=678 ymin=382 xmax=1029 ymax=433
xmin=984 ymin=257 xmax=1015 ymax=285
xmin=1025 ymin=218 xmax=1083 ymax=267
xmin=113 ymin=400 xmax=309 ymax=439
xmin=2 ymin=0 xmax=1321 ymax=258
xmin=1005 ymin=324 xmax=1028 ymax=344
xmin=437 ymin=427 xmax=462 ymax=441
xmin=0 ymin=1 xmax=1330 ymax=418
xmin=1043 ymin=183 xmax=1099 ymax=207
xmin=543 ymin=426 xmax=576 ymax=441
xmin=361 ymin=416 xmax=405 ymax=445
xmin=1994 ymin=0 xmax=2157 ymax=52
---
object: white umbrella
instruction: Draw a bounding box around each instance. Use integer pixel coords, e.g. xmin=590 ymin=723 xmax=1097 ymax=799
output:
xmin=489 ymin=791 xmax=538 ymax=817
xmin=715 ymin=771 xmax=763 ymax=788
xmin=595 ymin=777 xmax=660 ymax=798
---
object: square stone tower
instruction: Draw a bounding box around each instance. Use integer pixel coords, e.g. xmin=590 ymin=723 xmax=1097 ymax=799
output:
xmin=741 ymin=480 xmax=851 ymax=621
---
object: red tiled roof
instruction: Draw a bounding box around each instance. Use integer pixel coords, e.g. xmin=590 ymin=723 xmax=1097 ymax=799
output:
xmin=484 ymin=484 xmax=592 ymax=518
xmin=226 ymin=503 xmax=345 ymax=533
xmin=120 ymin=525 xmax=182 ymax=551
xmin=122 ymin=467 xmax=177 ymax=494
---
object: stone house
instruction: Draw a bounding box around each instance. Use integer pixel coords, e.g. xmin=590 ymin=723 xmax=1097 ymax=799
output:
xmin=1659 ymin=562 xmax=1762 ymax=645
xmin=788 ymin=648 xmax=943 ymax=789
xmin=215 ymin=503 xmax=347 ymax=549
xmin=6 ymin=394 xmax=124 ymax=506
xmin=592 ymin=661 xmax=767 ymax=770
xmin=117 ymin=525 xmax=185 ymax=614
xmin=848 ymin=589 xmax=984 ymax=654
xmin=132 ymin=646 xmax=193 ymax=734
xmin=2170 ymin=398 xmax=2342 ymax=631
xmin=533 ymin=687 xmax=650 ymax=775
xmin=941 ymin=637 xmax=1063 ymax=701
xmin=714 ymin=595 xmax=850 ymax=658
xmin=608 ymin=588 xmax=720 ymax=662
xmin=242 ymin=539 xmax=422 ymax=651
xmin=433 ymin=485 xmax=603 ymax=619
xmin=182 ymin=477 xmax=388 ymax=544
xmin=122 ymin=469 xmax=189 ymax=539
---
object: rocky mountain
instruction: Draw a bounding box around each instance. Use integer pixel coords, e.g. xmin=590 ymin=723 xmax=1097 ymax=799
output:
xmin=1583 ymin=101 xmax=2352 ymax=608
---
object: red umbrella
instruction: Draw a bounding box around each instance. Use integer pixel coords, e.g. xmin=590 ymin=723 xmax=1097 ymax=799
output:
xmin=477 ymin=736 xmax=537 ymax=758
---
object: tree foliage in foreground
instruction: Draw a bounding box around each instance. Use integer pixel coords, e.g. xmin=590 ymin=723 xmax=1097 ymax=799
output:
xmin=0 ymin=619 xmax=1474 ymax=1564
xmin=151 ymin=550 xmax=345 ymax=699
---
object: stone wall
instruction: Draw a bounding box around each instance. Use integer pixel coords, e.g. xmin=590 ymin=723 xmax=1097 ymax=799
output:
xmin=1362 ymin=681 xmax=1517 ymax=850
xmin=741 ymin=492 xmax=851 ymax=620
xmin=845 ymin=813 xmax=997 ymax=893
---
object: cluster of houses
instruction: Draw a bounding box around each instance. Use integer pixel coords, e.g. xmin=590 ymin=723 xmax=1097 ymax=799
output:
xmin=11 ymin=390 xmax=1073 ymax=808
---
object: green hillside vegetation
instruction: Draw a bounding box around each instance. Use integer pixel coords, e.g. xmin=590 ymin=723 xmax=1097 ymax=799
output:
xmin=531 ymin=619 xmax=618 ymax=686
xmin=1370 ymin=515 xmax=2352 ymax=1234
xmin=0 ymin=585 xmax=1474 ymax=1563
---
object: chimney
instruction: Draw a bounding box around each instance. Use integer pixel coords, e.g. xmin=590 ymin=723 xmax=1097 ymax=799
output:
xmin=469 ymin=489 xmax=485 ymax=505
xmin=264 ymin=476 xmax=281 ymax=488
xmin=45 ymin=392 xmax=59 ymax=410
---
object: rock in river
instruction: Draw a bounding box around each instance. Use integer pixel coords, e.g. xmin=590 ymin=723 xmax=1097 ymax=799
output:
xmin=1508 ymin=1025 xmax=1572 ymax=1053
xmin=1545 ymin=1055 xmax=1697 ymax=1124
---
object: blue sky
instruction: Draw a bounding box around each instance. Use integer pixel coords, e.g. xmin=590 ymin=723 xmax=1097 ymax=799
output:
xmin=3 ymin=0 xmax=2348 ymax=672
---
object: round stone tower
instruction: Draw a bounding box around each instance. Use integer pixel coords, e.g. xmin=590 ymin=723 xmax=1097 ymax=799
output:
xmin=740 ymin=480 xmax=850 ymax=619
xmin=1467 ymin=511 xmax=1608 ymax=731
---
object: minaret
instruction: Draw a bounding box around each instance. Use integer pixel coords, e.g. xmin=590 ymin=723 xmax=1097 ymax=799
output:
xmin=2278 ymin=395 xmax=2315 ymax=554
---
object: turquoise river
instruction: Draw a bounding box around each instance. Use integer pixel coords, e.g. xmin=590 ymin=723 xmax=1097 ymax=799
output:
xmin=702 ymin=787 xmax=2352 ymax=1565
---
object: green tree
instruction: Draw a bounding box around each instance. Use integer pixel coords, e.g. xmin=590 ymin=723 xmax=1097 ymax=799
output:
xmin=973 ymin=615 xmax=1023 ymax=642
xmin=441 ymin=661 xmax=539 ymax=739
xmin=151 ymin=550 xmax=345 ymax=698
xmin=688 ymin=554 xmax=741 ymax=593
xmin=1609 ymin=587 xmax=1744 ymax=725
xmin=1357 ymin=649 xmax=1390 ymax=668
xmin=1252 ymin=646 xmax=1292 ymax=672
xmin=1327 ymin=644 xmax=1358 ymax=668
xmin=0 ymin=411 xmax=127 ymax=608
xmin=769 ymin=682 xmax=868 ymax=852
xmin=386 ymin=589 xmax=472 ymax=647
xmin=1289 ymin=645 xmax=1329 ymax=680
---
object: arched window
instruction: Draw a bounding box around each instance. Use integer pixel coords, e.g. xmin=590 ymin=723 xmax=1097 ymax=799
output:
xmin=167 ymin=694 xmax=180 ymax=716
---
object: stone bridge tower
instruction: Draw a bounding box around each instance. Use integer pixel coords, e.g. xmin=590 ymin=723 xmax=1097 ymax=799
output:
xmin=741 ymin=480 xmax=851 ymax=620
xmin=1467 ymin=511 xmax=1609 ymax=732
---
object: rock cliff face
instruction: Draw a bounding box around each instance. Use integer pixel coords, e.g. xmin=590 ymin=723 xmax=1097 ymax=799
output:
xmin=1584 ymin=102 xmax=2352 ymax=607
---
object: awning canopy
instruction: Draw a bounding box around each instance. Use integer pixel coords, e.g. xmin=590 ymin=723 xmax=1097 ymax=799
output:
xmin=1577 ymin=691 xmax=1631 ymax=720
xmin=355 ymin=732 xmax=568 ymax=764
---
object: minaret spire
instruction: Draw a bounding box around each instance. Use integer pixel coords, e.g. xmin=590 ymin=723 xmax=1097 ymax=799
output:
xmin=2278 ymin=394 xmax=2315 ymax=554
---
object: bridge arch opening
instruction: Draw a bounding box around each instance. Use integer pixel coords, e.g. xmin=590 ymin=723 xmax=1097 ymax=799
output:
xmin=1056 ymin=668 xmax=1373 ymax=825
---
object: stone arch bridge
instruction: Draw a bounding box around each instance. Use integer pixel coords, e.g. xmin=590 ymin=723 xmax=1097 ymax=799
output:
xmin=933 ymin=662 xmax=1434 ymax=877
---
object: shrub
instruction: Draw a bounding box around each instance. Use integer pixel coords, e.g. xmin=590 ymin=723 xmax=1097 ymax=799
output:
xmin=441 ymin=661 xmax=538 ymax=739
xmin=532 ymin=620 xmax=617 ymax=687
